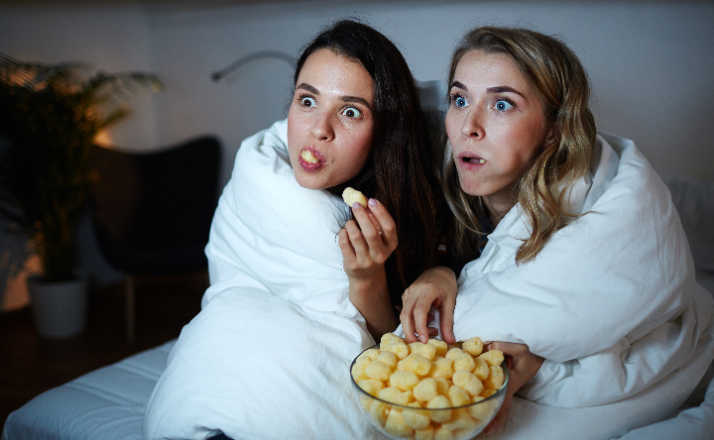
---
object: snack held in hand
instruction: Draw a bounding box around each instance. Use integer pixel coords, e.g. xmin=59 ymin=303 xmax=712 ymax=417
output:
xmin=342 ymin=187 xmax=368 ymax=208
xmin=350 ymin=334 xmax=508 ymax=440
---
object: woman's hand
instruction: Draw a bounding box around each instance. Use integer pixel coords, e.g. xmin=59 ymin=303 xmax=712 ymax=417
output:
xmin=339 ymin=198 xmax=399 ymax=338
xmin=481 ymin=342 xmax=544 ymax=436
xmin=338 ymin=198 xmax=398 ymax=283
xmin=400 ymin=266 xmax=458 ymax=344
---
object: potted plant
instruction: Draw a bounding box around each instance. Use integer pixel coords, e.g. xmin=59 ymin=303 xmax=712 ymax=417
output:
xmin=0 ymin=53 xmax=161 ymax=338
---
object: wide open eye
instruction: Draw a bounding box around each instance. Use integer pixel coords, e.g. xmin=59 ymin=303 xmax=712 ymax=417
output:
xmin=300 ymin=96 xmax=316 ymax=107
xmin=451 ymin=94 xmax=468 ymax=109
xmin=341 ymin=106 xmax=362 ymax=118
xmin=494 ymin=99 xmax=514 ymax=112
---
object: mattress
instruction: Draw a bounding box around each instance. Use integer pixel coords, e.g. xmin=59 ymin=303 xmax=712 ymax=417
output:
xmin=3 ymin=338 xmax=712 ymax=440
xmin=2 ymin=340 xmax=174 ymax=440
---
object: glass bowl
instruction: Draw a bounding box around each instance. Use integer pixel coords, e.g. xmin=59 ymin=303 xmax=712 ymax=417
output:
xmin=350 ymin=344 xmax=509 ymax=440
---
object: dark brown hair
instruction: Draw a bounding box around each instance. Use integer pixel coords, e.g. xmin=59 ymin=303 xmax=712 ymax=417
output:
xmin=295 ymin=20 xmax=443 ymax=304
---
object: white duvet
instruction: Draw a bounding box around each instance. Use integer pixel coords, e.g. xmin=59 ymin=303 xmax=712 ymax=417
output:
xmin=144 ymin=123 xmax=713 ymax=440
xmin=143 ymin=120 xmax=378 ymax=439
xmin=447 ymin=133 xmax=714 ymax=438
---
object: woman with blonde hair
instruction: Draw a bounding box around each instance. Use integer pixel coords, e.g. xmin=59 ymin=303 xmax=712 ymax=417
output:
xmin=400 ymin=26 xmax=713 ymax=437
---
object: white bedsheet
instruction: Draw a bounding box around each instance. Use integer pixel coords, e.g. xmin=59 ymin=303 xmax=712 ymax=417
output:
xmin=2 ymin=340 xmax=174 ymax=440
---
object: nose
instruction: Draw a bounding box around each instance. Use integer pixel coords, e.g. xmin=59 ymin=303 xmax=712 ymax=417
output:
xmin=310 ymin=111 xmax=335 ymax=142
xmin=461 ymin=106 xmax=485 ymax=139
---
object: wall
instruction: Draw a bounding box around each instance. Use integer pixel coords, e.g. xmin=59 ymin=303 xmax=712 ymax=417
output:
xmin=2 ymin=0 xmax=713 ymax=295
xmin=0 ymin=3 xmax=159 ymax=150
xmin=3 ymin=1 xmax=712 ymax=185
xmin=153 ymin=0 xmax=714 ymax=185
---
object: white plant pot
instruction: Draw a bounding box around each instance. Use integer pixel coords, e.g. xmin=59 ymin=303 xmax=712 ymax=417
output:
xmin=28 ymin=276 xmax=88 ymax=339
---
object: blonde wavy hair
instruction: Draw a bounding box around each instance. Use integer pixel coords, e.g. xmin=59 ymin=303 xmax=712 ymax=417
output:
xmin=444 ymin=27 xmax=597 ymax=263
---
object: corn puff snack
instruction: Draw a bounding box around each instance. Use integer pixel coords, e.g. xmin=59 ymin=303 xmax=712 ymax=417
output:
xmin=351 ymin=334 xmax=507 ymax=440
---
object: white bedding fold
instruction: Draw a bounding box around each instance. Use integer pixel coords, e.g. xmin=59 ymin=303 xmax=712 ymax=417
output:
xmin=202 ymin=119 xmax=358 ymax=317
xmin=451 ymin=133 xmax=713 ymax=409
xmin=143 ymin=120 xmax=378 ymax=439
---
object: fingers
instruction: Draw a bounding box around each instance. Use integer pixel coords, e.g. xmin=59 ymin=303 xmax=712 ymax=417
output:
xmin=350 ymin=201 xmax=397 ymax=262
xmin=337 ymin=228 xmax=356 ymax=263
xmin=365 ymin=198 xmax=397 ymax=248
xmin=486 ymin=341 xmax=544 ymax=395
xmin=400 ymin=291 xmax=436 ymax=343
xmin=439 ymin=290 xmax=456 ymax=344
xmin=344 ymin=220 xmax=370 ymax=265
xmin=413 ymin=299 xmax=431 ymax=343
xmin=487 ymin=341 xmax=529 ymax=357
xmin=400 ymin=295 xmax=417 ymax=343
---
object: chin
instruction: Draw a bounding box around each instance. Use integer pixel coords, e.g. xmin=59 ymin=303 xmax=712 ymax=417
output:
xmin=294 ymin=174 xmax=325 ymax=190
xmin=457 ymin=179 xmax=484 ymax=197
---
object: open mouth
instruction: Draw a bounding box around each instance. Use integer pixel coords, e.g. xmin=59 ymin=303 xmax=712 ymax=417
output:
xmin=458 ymin=152 xmax=487 ymax=165
xmin=298 ymin=147 xmax=324 ymax=170
xmin=301 ymin=149 xmax=319 ymax=164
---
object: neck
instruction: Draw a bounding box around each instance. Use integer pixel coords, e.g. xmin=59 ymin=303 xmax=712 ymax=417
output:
xmin=483 ymin=193 xmax=515 ymax=227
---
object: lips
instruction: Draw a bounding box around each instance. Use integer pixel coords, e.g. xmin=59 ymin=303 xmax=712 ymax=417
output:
xmin=457 ymin=151 xmax=487 ymax=168
xmin=298 ymin=147 xmax=325 ymax=170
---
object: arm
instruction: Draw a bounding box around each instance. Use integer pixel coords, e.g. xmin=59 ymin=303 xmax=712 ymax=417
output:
xmin=482 ymin=341 xmax=544 ymax=435
xmin=339 ymin=198 xmax=398 ymax=339
xmin=400 ymin=266 xmax=458 ymax=344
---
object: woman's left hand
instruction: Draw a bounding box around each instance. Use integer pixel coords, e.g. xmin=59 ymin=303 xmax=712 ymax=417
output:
xmin=338 ymin=198 xmax=398 ymax=284
xmin=339 ymin=198 xmax=399 ymax=338
xmin=481 ymin=341 xmax=544 ymax=436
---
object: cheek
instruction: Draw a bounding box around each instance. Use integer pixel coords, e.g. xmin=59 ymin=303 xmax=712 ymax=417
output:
xmin=444 ymin=111 xmax=460 ymax=143
xmin=498 ymin=118 xmax=546 ymax=163
xmin=342 ymin=127 xmax=373 ymax=169
xmin=286 ymin=110 xmax=304 ymax=153
xmin=516 ymin=126 xmax=546 ymax=163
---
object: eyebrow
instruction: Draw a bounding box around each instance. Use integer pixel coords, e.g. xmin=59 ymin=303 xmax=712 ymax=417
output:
xmin=450 ymin=81 xmax=527 ymax=101
xmin=295 ymin=82 xmax=373 ymax=110
xmin=342 ymin=96 xmax=372 ymax=110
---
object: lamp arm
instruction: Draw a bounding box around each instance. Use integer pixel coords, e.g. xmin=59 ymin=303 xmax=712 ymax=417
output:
xmin=211 ymin=50 xmax=296 ymax=82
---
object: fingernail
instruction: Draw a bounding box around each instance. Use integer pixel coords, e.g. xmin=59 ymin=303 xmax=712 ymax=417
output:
xmin=352 ymin=202 xmax=362 ymax=210
xmin=368 ymin=198 xmax=377 ymax=207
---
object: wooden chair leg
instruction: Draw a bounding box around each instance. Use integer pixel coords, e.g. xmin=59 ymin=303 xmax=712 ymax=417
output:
xmin=125 ymin=275 xmax=135 ymax=344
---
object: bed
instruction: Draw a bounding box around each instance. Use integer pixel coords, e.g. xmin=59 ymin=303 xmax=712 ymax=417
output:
xmin=3 ymin=177 xmax=713 ymax=439
xmin=2 ymin=341 xmax=173 ymax=440
xmin=2 ymin=337 xmax=712 ymax=440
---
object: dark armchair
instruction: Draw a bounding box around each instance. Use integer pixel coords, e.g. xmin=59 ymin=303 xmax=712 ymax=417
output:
xmin=88 ymin=136 xmax=221 ymax=342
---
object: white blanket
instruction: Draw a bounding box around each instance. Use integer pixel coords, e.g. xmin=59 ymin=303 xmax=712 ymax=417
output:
xmin=144 ymin=125 xmax=713 ymax=439
xmin=447 ymin=134 xmax=714 ymax=436
xmin=143 ymin=120 xmax=378 ymax=439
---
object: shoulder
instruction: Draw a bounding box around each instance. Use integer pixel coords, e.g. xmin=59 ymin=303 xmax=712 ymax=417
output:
xmin=584 ymin=133 xmax=669 ymax=211
xmin=225 ymin=119 xmax=292 ymax=185
xmin=235 ymin=119 xmax=289 ymax=165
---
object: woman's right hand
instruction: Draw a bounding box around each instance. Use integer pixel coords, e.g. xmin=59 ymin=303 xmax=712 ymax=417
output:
xmin=400 ymin=266 xmax=458 ymax=344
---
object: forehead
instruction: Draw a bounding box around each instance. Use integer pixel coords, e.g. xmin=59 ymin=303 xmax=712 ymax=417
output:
xmin=453 ymin=49 xmax=533 ymax=92
xmin=296 ymin=48 xmax=374 ymax=102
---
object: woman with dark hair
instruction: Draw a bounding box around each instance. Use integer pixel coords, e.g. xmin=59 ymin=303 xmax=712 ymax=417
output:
xmin=399 ymin=26 xmax=713 ymax=437
xmin=144 ymin=20 xmax=445 ymax=439
xmin=287 ymin=19 xmax=442 ymax=337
